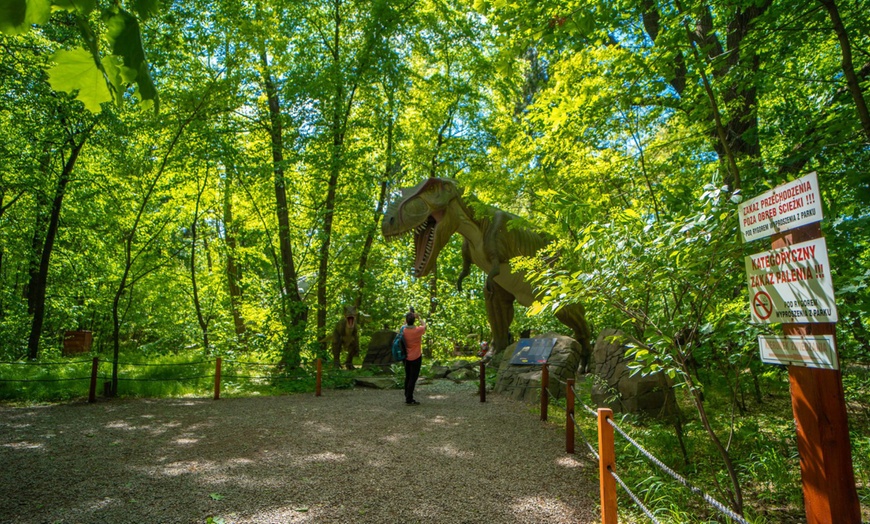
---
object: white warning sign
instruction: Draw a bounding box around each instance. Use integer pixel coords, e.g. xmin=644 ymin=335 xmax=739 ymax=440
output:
xmin=739 ymin=172 xmax=823 ymax=243
xmin=758 ymin=335 xmax=838 ymax=370
xmin=745 ymin=237 xmax=837 ymax=323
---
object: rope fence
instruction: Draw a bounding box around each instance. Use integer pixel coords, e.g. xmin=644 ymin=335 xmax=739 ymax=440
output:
xmin=0 ymin=356 xmax=330 ymax=402
xmin=503 ymin=361 xmax=751 ymax=524
xmin=0 ymin=359 xmax=94 ymax=366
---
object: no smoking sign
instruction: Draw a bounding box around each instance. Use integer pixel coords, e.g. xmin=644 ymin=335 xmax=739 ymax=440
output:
xmin=753 ymin=291 xmax=773 ymax=321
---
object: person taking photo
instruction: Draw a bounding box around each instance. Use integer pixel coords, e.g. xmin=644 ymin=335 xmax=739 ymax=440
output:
xmin=402 ymin=310 xmax=426 ymax=405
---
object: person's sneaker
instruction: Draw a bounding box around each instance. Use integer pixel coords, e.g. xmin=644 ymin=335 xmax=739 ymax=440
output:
xmin=406 ymin=400 xmax=420 ymax=405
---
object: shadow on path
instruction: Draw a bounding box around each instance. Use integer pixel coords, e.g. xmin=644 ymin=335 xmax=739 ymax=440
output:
xmin=0 ymin=381 xmax=598 ymax=523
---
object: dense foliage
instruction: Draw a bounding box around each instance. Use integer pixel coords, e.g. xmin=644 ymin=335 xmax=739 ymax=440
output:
xmin=1 ymin=0 xmax=868 ymax=521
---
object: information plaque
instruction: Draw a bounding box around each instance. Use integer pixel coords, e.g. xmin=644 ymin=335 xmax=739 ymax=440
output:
xmin=509 ymin=338 xmax=556 ymax=365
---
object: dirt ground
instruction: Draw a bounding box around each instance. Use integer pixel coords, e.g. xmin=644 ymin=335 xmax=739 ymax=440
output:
xmin=0 ymin=381 xmax=599 ymax=524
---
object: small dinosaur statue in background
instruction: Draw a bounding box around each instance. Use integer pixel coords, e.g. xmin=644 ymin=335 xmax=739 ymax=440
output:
xmin=381 ymin=178 xmax=592 ymax=372
xmin=328 ymin=305 xmax=369 ymax=369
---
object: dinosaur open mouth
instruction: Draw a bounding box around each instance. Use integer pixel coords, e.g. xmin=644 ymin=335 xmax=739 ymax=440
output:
xmin=346 ymin=316 xmax=355 ymax=329
xmin=413 ymin=216 xmax=437 ymax=276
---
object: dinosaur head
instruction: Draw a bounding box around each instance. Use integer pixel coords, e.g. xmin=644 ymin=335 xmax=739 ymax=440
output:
xmin=343 ymin=305 xmax=358 ymax=329
xmin=381 ymin=178 xmax=464 ymax=277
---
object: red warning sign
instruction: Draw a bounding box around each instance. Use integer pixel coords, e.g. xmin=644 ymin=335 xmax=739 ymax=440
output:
xmin=745 ymin=238 xmax=837 ymax=324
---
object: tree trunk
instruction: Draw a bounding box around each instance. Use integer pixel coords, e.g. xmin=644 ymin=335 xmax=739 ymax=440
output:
xmin=317 ymin=151 xmax=340 ymax=354
xmin=0 ymin=192 xmax=6 ymax=318
xmin=25 ymin=154 xmax=51 ymax=310
xmin=109 ymin=104 xmax=200 ymax=394
xmin=27 ymin=132 xmax=90 ymax=359
xmin=682 ymin=356 xmax=744 ymax=514
xmin=817 ymin=0 xmax=870 ymax=142
xmin=223 ymin=168 xmax=246 ymax=339
xmin=190 ymin=177 xmax=210 ymax=352
xmin=317 ymin=0 xmax=351 ymax=353
xmin=426 ymin=265 xmax=437 ymax=358
xmin=0 ymin=249 xmax=4 ymax=319
xmin=259 ymin=50 xmax=308 ymax=367
xmin=110 ymin=269 xmax=127 ymax=396
xmin=353 ymin=118 xmax=395 ymax=311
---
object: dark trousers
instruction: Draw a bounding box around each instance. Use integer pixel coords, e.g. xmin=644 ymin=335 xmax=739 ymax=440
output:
xmin=404 ymin=356 xmax=422 ymax=402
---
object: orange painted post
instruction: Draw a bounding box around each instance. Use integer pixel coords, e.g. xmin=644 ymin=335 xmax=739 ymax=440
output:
xmin=479 ymin=361 xmax=486 ymax=403
xmin=316 ymin=358 xmax=322 ymax=397
xmin=598 ymin=408 xmax=617 ymax=524
xmin=88 ymin=357 xmax=98 ymax=403
xmin=565 ymin=378 xmax=575 ymax=454
xmin=213 ymin=357 xmax=222 ymax=400
xmin=540 ymin=363 xmax=549 ymax=421
xmin=771 ymin=223 xmax=861 ymax=524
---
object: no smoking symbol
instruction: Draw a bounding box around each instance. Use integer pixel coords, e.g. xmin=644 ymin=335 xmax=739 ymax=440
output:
xmin=753 ymin=290 xmax=773 ymax=320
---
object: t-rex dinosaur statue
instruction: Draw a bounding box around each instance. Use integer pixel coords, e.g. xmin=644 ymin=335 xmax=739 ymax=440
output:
xmin=381 ymin=177 xmax=592 ymax=372
xmin=328 ymin=305 xmax=369 ymax=370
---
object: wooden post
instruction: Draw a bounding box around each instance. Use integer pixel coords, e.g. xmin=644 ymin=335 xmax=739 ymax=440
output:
xmin=772 ymin=223 xmax=860 ymax=524
xmin=213 ymin=357 xmax=222 ymax=400
xmin=316 ymin=358 xmax=322 ymax=397
xmin=88 ymin=357 xmax=98 ymax=403
xmin=566 ymin=378 xmax=575 ymax=454
xmin=598 ymin=408 xmax=617 ymax=524
xmin=479 ymin=361 xmax=486 ymax=403
xmin=540 ymin=363 xmax=549 ymax=421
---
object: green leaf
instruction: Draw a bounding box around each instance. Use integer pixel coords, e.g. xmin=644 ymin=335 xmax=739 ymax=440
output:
xmin=0 ymin=0 xmax=51 ymax=34
xmin=102 ymin=5 xmax=159 ymax=111
xmin=527 ymin=302 xmax=544 ymax=316
xmin=209 ymin=493 xmax=225 ymax=501
xmin=103 ymin=54 xmax=136 ymax=104
xmin=132 ymin=0 xmax=158 ymax=20
xmin=51 ymin=0 xmax=96 ymax=15
xmin=47 ymin=48 xmax=113 ymax=113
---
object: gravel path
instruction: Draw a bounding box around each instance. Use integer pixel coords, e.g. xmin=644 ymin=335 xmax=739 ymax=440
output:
xmin=0 ymin=380 xmax=599 ymax=524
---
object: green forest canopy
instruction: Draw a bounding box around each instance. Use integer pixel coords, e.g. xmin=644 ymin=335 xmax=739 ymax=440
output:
xmin=0 ymin=0 xmax=867 ymax=370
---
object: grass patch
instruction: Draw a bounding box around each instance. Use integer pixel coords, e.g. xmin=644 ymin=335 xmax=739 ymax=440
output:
xmin=0 ymin=353 xmax=379 ymax=401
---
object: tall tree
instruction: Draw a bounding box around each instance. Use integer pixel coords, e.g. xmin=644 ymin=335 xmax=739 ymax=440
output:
xmin=189 ymin=168 xmax=212 ymax=352
xmin=816 ymin=0 xmax=870 ymax=142
xmin=306 ymin=0 xmax=411 ymax=350
xmin=258 ymin=45 xmax=309 ymax=365
xmin=221 ymin=166 xmax=247 ymax=339
xmin=26 ymin=117 xmax=95 ymax=359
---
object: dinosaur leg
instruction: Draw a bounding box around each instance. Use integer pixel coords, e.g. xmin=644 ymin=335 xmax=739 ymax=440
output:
xmin=457 ymin=239 xmax=473 ymax=292
xmin=331 ymin=343 xmax=342 ymax=369
xmin=483 ymin=211 xmax=507 ymax=280
xmin=331 ymin=331 xmax=342 ymax=369
xmin=345 ymin=338 xmax=358 ymax=370
xmin=555 ymin=303 xmax=594 ymax=374
xmin=485 ymin=276 xmax=515 ymax=356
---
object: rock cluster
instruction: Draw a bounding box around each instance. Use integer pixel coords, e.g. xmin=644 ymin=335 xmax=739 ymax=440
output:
xmin=590 ymin=328 xmax=676 ymax=415
xmin=493 ymin=333 xmax=585 ymax=402
xmin=430 ymin=360 xmax=480 ymax=381
xmin=362 ymin=329 xmax=397 ymax=368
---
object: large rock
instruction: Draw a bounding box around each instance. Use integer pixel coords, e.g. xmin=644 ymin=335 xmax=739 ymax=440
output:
xmin=363 ymin=329 xmax=397 ymax=368
xmin=493 ymin=333 xmax=584 ymax=402
xmin=447 ymin=368 xmax=479 ymax=381
xmin=429 ymin=360 xmax=477 ymax=380
xmin=591 ymin=328 xmax=676 ymax=415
